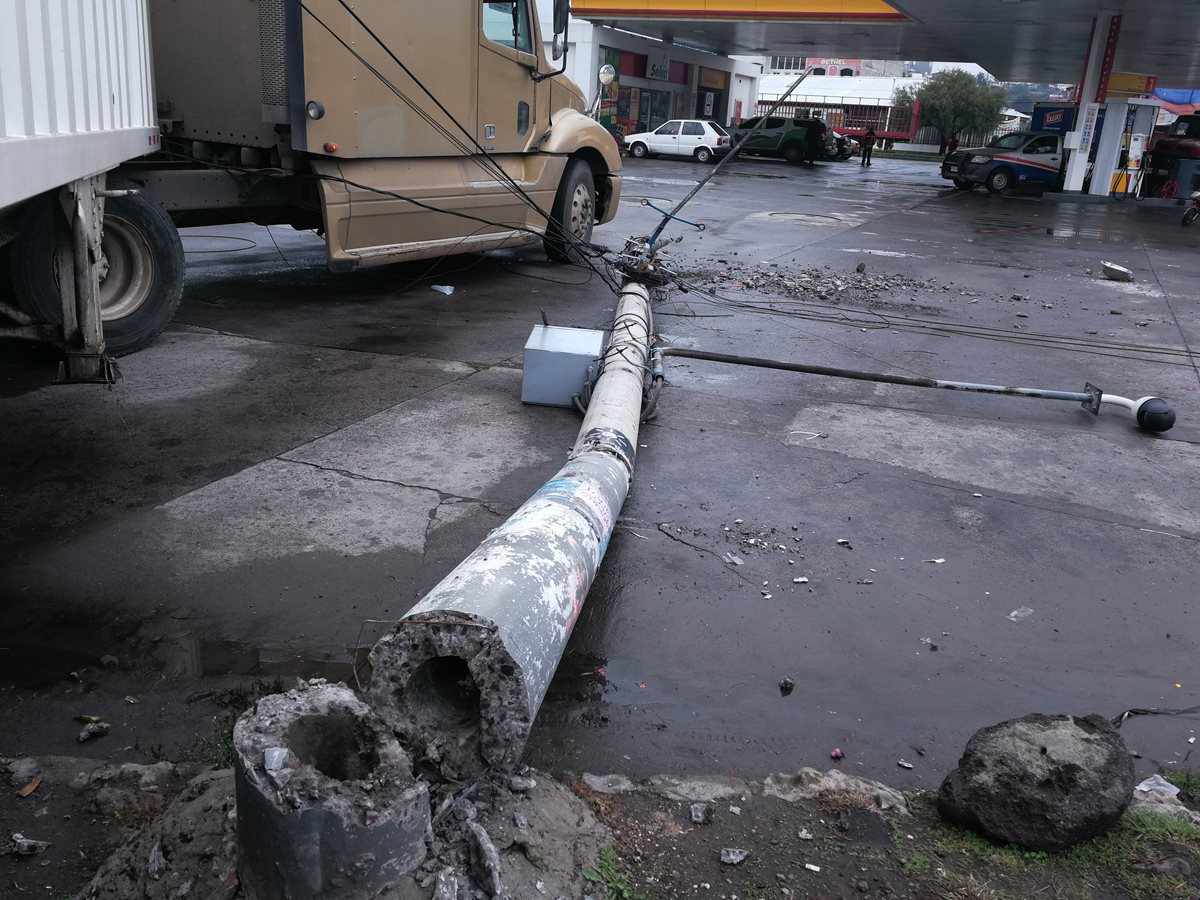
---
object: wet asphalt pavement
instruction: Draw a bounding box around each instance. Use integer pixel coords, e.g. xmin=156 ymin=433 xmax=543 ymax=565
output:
xmin=2 ymin=154 xmax=1199 ymax=797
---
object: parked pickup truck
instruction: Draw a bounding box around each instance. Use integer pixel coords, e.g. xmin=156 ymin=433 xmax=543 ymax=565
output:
xmin=941 ymin=131 xmax=1065 ymax=194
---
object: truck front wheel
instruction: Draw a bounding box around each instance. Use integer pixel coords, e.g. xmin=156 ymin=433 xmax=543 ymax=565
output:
xmin=986 ymin=168 xmax=1014 ymax=194
xmin=544 ymin=160 xmax=596 ymax=264
xmin=953 ymin=177 xmax=977 ymax=191
xmin=10 ymin=184 xmax=184 ymax=356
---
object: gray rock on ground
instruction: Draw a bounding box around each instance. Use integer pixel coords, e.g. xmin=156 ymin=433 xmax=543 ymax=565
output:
xmin=938 ymin=713 xmax=1135 ymax=851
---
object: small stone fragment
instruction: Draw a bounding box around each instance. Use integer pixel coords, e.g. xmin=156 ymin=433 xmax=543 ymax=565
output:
xmin=509 ymin=775 xmax=537 ymax=793
xmin=779 ymin=676 xmax=795 ymax=697
xmin=720 ymin=848 xmax=749 ymax=865
xmin=689 ymin=803 xmax=711 ymax=824
xmin=513 ymin=809 xmax=529 ymax=830
xmin=78 ymin=722 xmax=110 ymax=743
xmin=147 ymin=844 xmax=167 ymax=880
xmin=466 ymin=822 xmax=504 ymax=897
xmin=797 ymin=828 xmax=814 ymax=840
xmin=432 ymin=867 xmax=460 ymax=900
xmin=10 ymin=833 xmax=50 ymax=856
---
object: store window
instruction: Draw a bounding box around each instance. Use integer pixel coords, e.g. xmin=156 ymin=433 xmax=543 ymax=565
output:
xmin=481 ymin=0 xmax=531 ymax=53
xmin=840 ymin=67 xmax=854 ymax=76
xmin=811 ymin=67 xmax=826 ymax=75
xmin=770 ymin=55 xmax=804 ymax=71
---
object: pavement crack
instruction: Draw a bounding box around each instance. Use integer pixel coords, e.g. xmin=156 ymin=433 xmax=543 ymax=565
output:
xmin=655 ymin=523 xmax=753 ymax=582
xmin=834 ymin=471 xmax=869 ymax=487
xmin=279 ymin=457 xmax=514 ymax=514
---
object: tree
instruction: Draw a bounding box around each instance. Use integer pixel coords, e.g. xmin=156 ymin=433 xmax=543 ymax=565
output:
xmin=895 ymin=70 xmax=1005 ymax=154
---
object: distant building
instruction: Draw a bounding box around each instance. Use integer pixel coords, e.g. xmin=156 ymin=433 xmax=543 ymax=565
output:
xmin=762 ymin=56 xmax=907 ymax=77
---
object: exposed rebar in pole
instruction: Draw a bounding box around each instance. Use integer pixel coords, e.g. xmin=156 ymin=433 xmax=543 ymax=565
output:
xmin=369 ymin=282 xmax=653 ymax=779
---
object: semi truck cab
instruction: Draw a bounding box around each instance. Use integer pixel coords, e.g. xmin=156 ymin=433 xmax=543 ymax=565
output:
xmin=942 ymin=131 xmax=1065 ymax=194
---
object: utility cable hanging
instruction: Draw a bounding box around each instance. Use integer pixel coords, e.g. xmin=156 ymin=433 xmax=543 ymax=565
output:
xmin=639 ymin=67 xmax=815 ymax=258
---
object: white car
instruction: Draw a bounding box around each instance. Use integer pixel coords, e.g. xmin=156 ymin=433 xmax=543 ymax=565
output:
xmin=623 ymin=119 xmax=731 ymax=163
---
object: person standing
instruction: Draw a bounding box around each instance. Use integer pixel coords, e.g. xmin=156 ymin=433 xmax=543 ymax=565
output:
xmin=946 ymin=134 xmax=960 ymax=155
xmin=804 ymin=121 xmax=823 ymax=166
xmin=860 ymin=128 xmax=877 ymax=167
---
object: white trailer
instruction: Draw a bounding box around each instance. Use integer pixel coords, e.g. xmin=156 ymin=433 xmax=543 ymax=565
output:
xmin=1 ymin=0 xmax=176 ymax=378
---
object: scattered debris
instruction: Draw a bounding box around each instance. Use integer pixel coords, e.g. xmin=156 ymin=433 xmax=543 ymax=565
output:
xmin=779 ymin=676 xmax=795 ymax=697
xmin=432 ymin=868 xmax=460 ymax=900
xmin=78 ymin=722 xmax=110 ymax=743
xmin=1006 ymin=607 xmax=1035 ymax=623
xmin=581 ymin=773 xmax=636 ymax=795
xmin=689 ymin=803 xmax=712 ymax=824
xmin=805 ymin=863 xmax=822 ymax=873
xmin=836 ymin=539 xmax=852 ymax=548
xmin=1136 ymin=774 xmax=1179 ymax=795
xmin=720 ymin=848 xmax=749 ymax=865
xmin=972 ymin=492 xmax=983 ymax=498
xmin=764 ymin=768 xmax=910 ymax=814
xmin=509 ymin=775 xmax=538 ymax=792
xmin=855 ymin=262 xmax=867 ymax=273
xmin=1133 ymin=857 xmax=1192 ymax=879
xmin=938 ymin=713 xmax=1134 ymax=851
xmin=147 ymin=844 xmax=167 ymax=880
xmin=124 ymin=695 xmax=141 ymax=704
xmin=430 ymin=285 xmax=455 ymax=295
xmin=100 ymin=654 xmax=120 ymax=669
xmin=10 ymin=833 xmax=50 ymax=856
xmin=75 ymin=714 xmax=104 ymax=724
xmin=923 ymin=558 xmax=946 ymax=564
xmin=1101 ymin=261 xmax=1134 ymax=282
xmin=721 ymin=552 xmax=744 ymax=566
xmin=829 ymin=748 xmax=845 ymax=761
xmin=15 ymin=774 xmax=43 ymax=798
xmin=897 ymin=760 xmax=914 ymax=770
xmin=793 ymin=576 xmax=809 ymax=584
xmin=466 ymin=822 xmax=505 ymax=896
xmin=729 ymin=805 xmax=742 ymax=816
xmin=761 ymin=591 xmax=773 ymax=599
xmin=797 ymin=828 xmax=814 ymax=841
xmin=262 ymin=747 xmax=288 ymax=771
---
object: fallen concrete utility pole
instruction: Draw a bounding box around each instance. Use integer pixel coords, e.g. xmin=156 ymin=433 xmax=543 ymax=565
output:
xmin=662 ymin=347 xmax=1176 ymax=433
xmin=369 ymin=282 xmax=652 ymax=779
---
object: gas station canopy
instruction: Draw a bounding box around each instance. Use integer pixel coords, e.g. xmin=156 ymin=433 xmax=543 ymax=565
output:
xmin=571 ymin=0 xmax=1200 ymax=84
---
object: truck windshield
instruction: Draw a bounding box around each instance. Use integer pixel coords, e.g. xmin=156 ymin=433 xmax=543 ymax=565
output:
xmin=987 ymin=133 xmax=1030 ymax=150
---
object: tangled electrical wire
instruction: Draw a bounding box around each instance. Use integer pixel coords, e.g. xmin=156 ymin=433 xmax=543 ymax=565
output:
xmin=658 ymin=266 xmax=1200 ymax=372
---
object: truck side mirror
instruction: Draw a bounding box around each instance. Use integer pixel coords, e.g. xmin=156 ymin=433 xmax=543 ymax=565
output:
xmin=553 ymin=0 xmax=570 ymax=36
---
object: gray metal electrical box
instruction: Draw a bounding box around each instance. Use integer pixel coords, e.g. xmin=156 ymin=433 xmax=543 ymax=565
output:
xmin=521 ymin=325 xmax=607 ymax=407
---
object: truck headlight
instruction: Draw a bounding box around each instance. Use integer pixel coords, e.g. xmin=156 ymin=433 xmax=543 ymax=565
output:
xmin=970 ymin=155 xmax=991 ymax=164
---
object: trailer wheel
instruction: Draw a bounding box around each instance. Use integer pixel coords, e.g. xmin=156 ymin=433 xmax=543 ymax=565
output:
xmin=544 ymin=160 xmax=595 ymax=264
xmin=10 ymin=184 xmax=184 ymax=355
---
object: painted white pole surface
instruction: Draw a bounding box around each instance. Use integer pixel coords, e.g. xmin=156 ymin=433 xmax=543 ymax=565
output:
xmin=369 ymin=283 xmax=652 ymax=778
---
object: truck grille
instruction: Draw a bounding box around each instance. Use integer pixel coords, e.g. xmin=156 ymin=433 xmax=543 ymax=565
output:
xmin=258 ymin=0 xmax=287 ymax=112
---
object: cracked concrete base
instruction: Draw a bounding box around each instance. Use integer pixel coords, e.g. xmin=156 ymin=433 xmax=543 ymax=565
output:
xmin=233 ymin=681 xmax=429 ymax=900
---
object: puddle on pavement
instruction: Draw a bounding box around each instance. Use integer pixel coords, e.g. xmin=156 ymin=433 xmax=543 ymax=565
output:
xmin=0 ymin=615 xmax=352 ymax=690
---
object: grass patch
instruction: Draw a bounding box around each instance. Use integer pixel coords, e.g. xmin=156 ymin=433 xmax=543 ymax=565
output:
xmin=583 ymin=846 xmax=653 ymax=900
xmin=150 ymin=678 xmax=285 ymax=769
xmin=891 ymin=791 xmax=1200 ymax=900
xmin=1165 ymin=770 xmax=1200 ymax=804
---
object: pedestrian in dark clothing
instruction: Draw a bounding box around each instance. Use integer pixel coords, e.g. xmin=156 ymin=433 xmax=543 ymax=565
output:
xmin=804 ymin=122 xmax=823 ymax=165
xmin=946 ymin=134 xmax=959 ymax=155
xmin=860 ymin=128 xmax=876 ymax=167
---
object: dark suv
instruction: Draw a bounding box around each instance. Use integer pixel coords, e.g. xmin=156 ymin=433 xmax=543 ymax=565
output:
xmin=730 ymin=116 xmax=838 ymax=163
